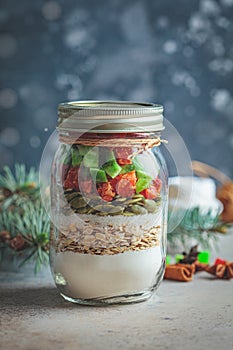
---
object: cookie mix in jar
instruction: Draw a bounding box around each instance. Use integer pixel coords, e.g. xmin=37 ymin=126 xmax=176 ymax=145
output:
xmin=50 ymin=101 xmax=168 ymax=305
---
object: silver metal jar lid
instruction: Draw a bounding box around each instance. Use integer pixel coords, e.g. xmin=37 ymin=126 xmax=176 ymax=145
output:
xmin=57 ymin=100 xmax=164 ymax=133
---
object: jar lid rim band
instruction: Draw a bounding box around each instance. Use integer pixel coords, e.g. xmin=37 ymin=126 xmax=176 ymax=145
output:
xmin=57 ymin=100 xmax=164 ymax=133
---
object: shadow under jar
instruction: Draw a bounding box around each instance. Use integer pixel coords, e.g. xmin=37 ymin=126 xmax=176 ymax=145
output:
xmin=50 ymin=101 xmax=168 ymax=305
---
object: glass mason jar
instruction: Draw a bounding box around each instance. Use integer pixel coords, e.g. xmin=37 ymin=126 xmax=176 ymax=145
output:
xmin=50 ymin=101 xmax=168 ymax=305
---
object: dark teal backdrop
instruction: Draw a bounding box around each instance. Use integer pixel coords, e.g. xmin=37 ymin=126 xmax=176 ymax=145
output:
xmin=0 ymin=0 xmax=233 ymax=176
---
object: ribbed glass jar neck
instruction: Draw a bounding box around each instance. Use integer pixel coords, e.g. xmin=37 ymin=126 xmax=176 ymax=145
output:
xmin=59 ymin=131 xmax=162 ymax=150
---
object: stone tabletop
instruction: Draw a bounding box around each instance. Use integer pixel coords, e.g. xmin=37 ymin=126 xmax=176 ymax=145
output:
xmin=1 ymin=233 xmax=233 ymax=350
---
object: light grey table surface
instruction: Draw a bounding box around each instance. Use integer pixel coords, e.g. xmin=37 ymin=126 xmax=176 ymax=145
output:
xmin=1 ymin=233 xmax=233 ymax=350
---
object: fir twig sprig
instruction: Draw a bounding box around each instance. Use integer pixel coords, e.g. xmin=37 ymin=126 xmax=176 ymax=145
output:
xmin=0 ymin=210 xmax=17 ymax=236
xmin=0 ymin=210 xmax=17 ymax=262
xmin=168 ymin=207 xmax=229 ymax=250
xmin=15 ymin=202 xmax=50 ymax=273
xmin=0 ymin=164 xmax=40 ymax=197
xmin=0 ymin=201 xmax=50 ymax=273
xmin=0 ymin=164 xmax=50 ymax=273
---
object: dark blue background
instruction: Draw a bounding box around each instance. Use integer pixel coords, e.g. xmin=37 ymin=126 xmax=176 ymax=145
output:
xmin=0 ymin=0 xmax=233 ymax=176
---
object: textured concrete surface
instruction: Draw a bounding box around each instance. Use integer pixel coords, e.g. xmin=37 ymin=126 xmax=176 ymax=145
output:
xmin=0 ymin=233 xmax=233 ymax=350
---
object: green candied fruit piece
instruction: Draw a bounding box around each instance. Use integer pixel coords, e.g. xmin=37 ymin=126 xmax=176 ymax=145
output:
xmin=90 ymin=168 xmax=107 ymax=183
xmin=120 ymin=164 xmax=135 ymax=174
xmin=135 ymin=170 xmax=152 ymax=193
xmin=166 ymin=255 xmax=172 ymax=265
xmin=71 ymin=148 xmax=83 ymax=167
xmin=63 ymin=153 xmax=71 ymax=165
xmin=136 ymin=170 xmax=152 ymax=180
xmin=83 ymin=148 xmax=99 ymax=168
xmin=198 ymin=251 xmax=210 ymax=264
xmin=61 ymin=146 xmax=72 ymax=165
xmin=103 ymin=159 xmax=122 ymax=178
xmin=136 ymin=178 xmax=150 ymax=193
xmin=100 ymin=148 xmax=115 ymax=165
xmin=77 ymin=145 xmax=92 ymax=156
xmin=132 ymin=156 xmax=144 ymax=171
xmin=175 ymin=254 xmax=184 ymax=263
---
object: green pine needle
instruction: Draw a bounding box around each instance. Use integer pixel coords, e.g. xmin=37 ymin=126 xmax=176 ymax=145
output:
xmin=0 ymin=164 xmax=50 ymax=273
xmin=0 ymin=210 xmax=17 ymax=236
xmin=0 ymin=195 xmax=50 ymax=273
xmin=0 ymin=164 xmax=39 ymax=194
xmin=14 ymin=201 xmax=50 ymax=272
xmin=168 ymin=207 xmax=229 ymax=250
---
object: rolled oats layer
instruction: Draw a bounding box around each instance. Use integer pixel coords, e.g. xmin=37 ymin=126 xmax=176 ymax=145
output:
xmin=52 ymin=211 xmax=162 ymax=255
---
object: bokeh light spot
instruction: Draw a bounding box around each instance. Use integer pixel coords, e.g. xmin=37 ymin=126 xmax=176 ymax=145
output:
xmin=0 ymin=127 xmax=20 ymax=147
xmin=163 ymin=40 xmax=177 ymax=54
xmin=0 ymin=88 xmax=18 ymax=109
xmin=30 ymin=136 xmax=41 ymax=148
xmin=42 ymin=1 xmax=62 ymax=21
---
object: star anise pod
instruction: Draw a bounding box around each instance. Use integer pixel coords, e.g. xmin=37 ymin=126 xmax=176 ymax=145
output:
xmin=180 ymin=245 xmax=200 ymax=264
xmin=206 ymin=262 xmax=233 ymax=280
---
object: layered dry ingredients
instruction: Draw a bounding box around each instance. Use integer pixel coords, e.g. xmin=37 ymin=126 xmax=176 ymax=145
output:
xmin=53 ymin=213 xmax=164 ymax=299
xmin=63 ymin=143 xmax=162 ymax=210
xmin=55 ymin=141 xmax=163 ymax=249
xmin=52 ymin=140 xmax=165 ymax=299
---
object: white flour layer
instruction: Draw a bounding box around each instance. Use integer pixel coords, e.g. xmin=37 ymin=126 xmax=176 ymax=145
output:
xmin=54 ymin=246 xmax=162 ymax=299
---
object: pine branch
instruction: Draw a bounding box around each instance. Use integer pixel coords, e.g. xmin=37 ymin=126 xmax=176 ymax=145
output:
xmin=0 ymin=210 xmax=17 ymax=236
xmin=168 ymin=207 xmax=229 ymax=250
xmin=14 ymin=201 xmax=50 ymax=271
xmin=0 ymin=164 xmax=40 ymax=197
xmin=0 ymin=164 xmax=50 ymax=273
xmin=0 ymin=200 xmax=50 ymax=273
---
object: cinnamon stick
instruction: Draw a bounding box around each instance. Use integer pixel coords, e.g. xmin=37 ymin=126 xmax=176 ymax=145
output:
xmin=164 ymin=264 xmax=194 ymax=282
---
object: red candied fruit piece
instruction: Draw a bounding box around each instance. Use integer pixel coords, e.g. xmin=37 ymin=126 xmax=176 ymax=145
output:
xmin=140 ymin=177 xmax=162 ymax=200
xmin=153 ymin=177 xmax=162 ymax=192
xmin=122 ymin=170 xmax=137 ymax=187
xmin=140 ymin=188 xmax=157 ymax=200
xmin=98 ymin=182 xmax=115 ymax=202
xmin=109 ymin=177 xmax=118 ymax=192
xmin=61 ymin=164 xmax=70 ymax=185
xmin=114 ymin=147 xmax=133 ymax=165
xmin=117 ymin=158 xmax=132 ymax=165
xmin=116 ymin=178 xmax=135 ymax=197
xmin=80 ymin=179 xmax=93 ymax=195
xmin=111 ymin=170 xmax=137 ymax=198
xmin=63 ymin=167 xmax=79 ymax=191
xmin=214 ymin=258 xmax=227 ymax=266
